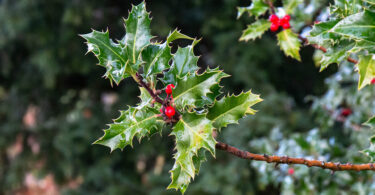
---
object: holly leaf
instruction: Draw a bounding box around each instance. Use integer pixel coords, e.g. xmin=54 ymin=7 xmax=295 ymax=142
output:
xmin=82 ymin=2 xmax=152 ymax=85
xmin=307 ymin=20 xmax=340 ymax=46
xmin=168 ymin=112 xmax=215 ymax=194
xmin=163 ymin=39 xmax=200 ymax=85
xmin=357 ymin=55 xmax=375 ymax=90
xmin=237 ymin=0 xmax=269 ymax=19
xmin=362 ymin=135 xmax=375 ymax=162
xmin=142 ymin=30 xmax=193 ymax=82
xmin=364 ymin=115 xmax=375 ymax=128
xmin=277 ymin=29 xmax=301 ymax=61
xmin=283 ymin=0 xmax=303 ymax=14
xmin=318 ymin=41 xmax=354 ymax=71
xmin=122 ymin=2 xmax=152 ymax=65
xmin=239 ymin=19 xmax=271 ymax=42
xmin=207 ymin=90 xmax=262 ymax=129
xmin=173 ymin=68 xmax=229 ymax=109
xmin=331 ymin=10 xmax=375 ymax=43
xmin=94 ymin=88 xmax=163 ymax=152
xmin=81 ymin=30 xmax=129 ymax=85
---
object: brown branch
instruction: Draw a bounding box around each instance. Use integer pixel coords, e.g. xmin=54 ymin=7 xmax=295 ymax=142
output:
xmin=135 ymin=73 xmax=164 ymax=104
xmin=216 ymin=141 xmax=375 ymax=171
xmin=266 ymin=0 xmax=276 ymax=14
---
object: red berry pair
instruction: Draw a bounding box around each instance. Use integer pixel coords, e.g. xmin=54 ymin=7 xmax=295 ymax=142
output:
xmin=160 ymin=84 xmax=176 ymax=118
xmin=269 ymin=14 xmax=291 ymax=32
xmin=165 ymin=84 xmax=175 ymax=95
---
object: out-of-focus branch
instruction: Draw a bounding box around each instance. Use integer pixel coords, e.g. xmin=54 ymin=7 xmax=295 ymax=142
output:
xmin=216 ymin=142 xmax=375 ymax=171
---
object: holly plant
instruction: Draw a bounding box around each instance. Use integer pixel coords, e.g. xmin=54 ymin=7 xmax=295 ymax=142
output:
xmin=238 ymin=0 xmax=375 ymax=161
xmin=81 ymin=2 xmax=261 ymax=193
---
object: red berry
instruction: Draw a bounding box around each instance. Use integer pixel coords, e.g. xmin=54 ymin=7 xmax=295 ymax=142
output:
xmin=160 ymin=108 xmax=163 ymax=113
xmin=283 ymin=15 xmax=291 ymax=21
xmin=270 ymin=23 xmax=279 ymax=32
xmin=288 ymin=168 xmax=294 ymax=175
xmin=282 ymin=22 xmax=291 ymax=29
xmin=341 ymin=108 xmax=352 ymax=117
xmin=165 ymin=106 xmax=176 ymax=118
xmin=371 ymin=78 xmax=375 ymax=84
xmin=269 ymin=14 xmax=279 ymax=23
xmin=165 ymin=84 xmax=175 ymax=95
xmin=314 ymin=20 xmax=320 ymax=24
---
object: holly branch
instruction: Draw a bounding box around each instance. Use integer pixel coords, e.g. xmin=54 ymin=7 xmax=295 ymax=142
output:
xmin=216 ymin=142 xmax=375 ymax=172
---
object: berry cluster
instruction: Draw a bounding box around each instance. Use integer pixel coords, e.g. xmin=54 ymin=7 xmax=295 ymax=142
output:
xmin=160 ymin=84 xmax=176 ymax=119
xmin=269 ymin=14 xmax=291 ymax=32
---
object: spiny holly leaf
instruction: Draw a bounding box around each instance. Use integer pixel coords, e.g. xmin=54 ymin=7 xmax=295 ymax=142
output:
xmin=168 ymin=112 xmax=215 ymax=194
xmin=142 ymin=30 xmax=193 ymax=82
xmin=207 ymin=90 xmax=262 ymax=129
xmin=237 ymin=0 xmax=269 ymax=19
xmin=94 ymin=88 xmax=163 ymax=152
xmin=82 ymin=2 xmax=152 ymax=85
xmin=364 ymin=115 xmax=375 ymax=129
xmin=277 ymin=29 xmax=301 ymax=61
xmin=351 ymin=40 xmax=375 ymax=53
xmin=283 ymin=0 xmax=303 ymax=14
xmin=330 ymin=0 xmax=364 ymax=18
xmin=122 ymin=2 xmax=152 ymax=64
xmin=307 ymin=20 xmax=340 ymax=46
xmin=239 ymin=19 xmax=271 ymax=42
xmin=163 ymin=39 xmax=200 ymax=85
xmin=357 ymin=55 xmax=375 ymax=90
xmin=173 ymin=68 xmax=229 ymax=109
xmin=362 ymin=135 xmax=375 ymax=162
xmin=331 ymin=10 xmax=375 ymax=42
xmin=81 ymin=30 xmax=129 ymax=85
xmin=195 ymin=82 xmax=224 ymax=108
xmin=318 ymin=41 xmax=355 ymax=71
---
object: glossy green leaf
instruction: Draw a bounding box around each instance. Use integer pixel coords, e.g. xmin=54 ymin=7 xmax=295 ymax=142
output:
xmin=330 ymin=0 xmax=364 ymax=18
xmin=319 ymin=41 xmax=354 ymax=71
xmin=168 ymin=112 xmax=216 ymax=193
xmin=94 ymin=88 xmax=163 ymax=152
xmin=237 ymin=0 xmax=269 ymax=19
xmin=277 ymin=29 xmax=301 ymax=61
xmin=163 ymin=39 xmax=200 ymax=85
xmin=81 ymin=30 xmax=129 ymax=85
xmin=142 ymin=30 xmax=193 ymax=81
xmin=122 ymin=2 xmax=152 ymax=64
xmin=307 ymin=20 xmax=340 ymax=46
xmin=357 ymin=55 xmax=375 ymax=90
xmin=239 ymin=19 xmax=271 ymax=41
xmin=331 ymin=10 xmax=375 ymax=42
xmin=82 ymin=2 xmax=152 ymax=85
xmin=207 ymin=90 xmax=262 ymax=129
xmin=173 ymin=68 xmax=229 ymax=109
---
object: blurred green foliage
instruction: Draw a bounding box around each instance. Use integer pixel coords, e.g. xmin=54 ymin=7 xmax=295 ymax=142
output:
xmin=1 ymin=0 xmax=374 ymax=194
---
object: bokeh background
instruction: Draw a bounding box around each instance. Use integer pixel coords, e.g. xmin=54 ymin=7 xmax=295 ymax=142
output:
xmin=1 ymin=0 xmax=375 ymax=194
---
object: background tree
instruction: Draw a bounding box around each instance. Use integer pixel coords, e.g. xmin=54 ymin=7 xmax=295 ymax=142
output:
xmin=1 ymin=0 xmax=375 ymax=194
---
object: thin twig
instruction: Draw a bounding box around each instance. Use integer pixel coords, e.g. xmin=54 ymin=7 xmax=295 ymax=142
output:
xmin=298 ymin=36 xmax=358 ymax=64
xmin=135 ymin=73 xmax=164 ymax=104
xmin=216 ymin=142 xmax=375 ymax=171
